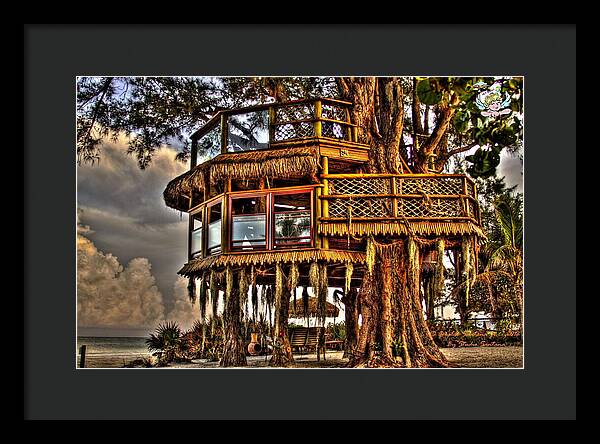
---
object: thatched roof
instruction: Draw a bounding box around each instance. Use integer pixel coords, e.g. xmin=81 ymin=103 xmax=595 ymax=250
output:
xmin=164 ymin=146 xmax=320 ymax=211
xmin=289 ymin=297 xmax=339 ymax=318
xmin=178 ymin=249 xmax=365 ymax=277
xmin=319 ymin=221 xmax=485 ymax=238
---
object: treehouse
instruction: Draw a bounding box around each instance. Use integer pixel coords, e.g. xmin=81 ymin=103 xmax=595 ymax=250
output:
xmin=163 ymin=97 xmax=483 ymax=299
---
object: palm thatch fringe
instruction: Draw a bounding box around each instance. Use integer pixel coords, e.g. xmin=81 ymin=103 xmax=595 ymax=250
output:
xmin=163 ymin=166 xmax=207 ymax=211
xmin=178 ymin=249 xmax=366 ymax=276
xmin=163 ymin=146 xmax=319 ymax=210
xmin=319 ymin=221 xmax=485 ymax=238
xmin=210 ymin=146 xmax=319 ymax=184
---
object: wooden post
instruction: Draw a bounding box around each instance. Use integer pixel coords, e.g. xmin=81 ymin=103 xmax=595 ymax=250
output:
xmin=321 ymin=156 xmax=329 ymax=250
xmin=462 ymin=177 xmax=469 ymax=218
xmin=391 ymin=177 xmax=398 ymax=218
xmin=344 ymin=107 xmax=353 ymax=141
xmin=79 ymin=345 xmax=86 ymax=368
xmin=315 ymin=185 xmax=323 ymax=249
xmin=268 ymin=106 xmax=276 ymax=146
xmin=222 ymin=180 xmax=231 ymax=253
xmin=220 ymin=113 xmax=228 ymax=153
xmin=314 ymin=100 xmax=322 ymax=138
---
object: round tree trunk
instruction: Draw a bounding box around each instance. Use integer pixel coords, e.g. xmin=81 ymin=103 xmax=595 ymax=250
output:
xmin=342 ymin=287 xmax=359 ymax=359
xmin=220 ymin=285 xmax=247 ymax=367
xmin=270 ymin=286 xmax=294 ymax=367
xmin=349 ymin=239 xmax=449 ymax=368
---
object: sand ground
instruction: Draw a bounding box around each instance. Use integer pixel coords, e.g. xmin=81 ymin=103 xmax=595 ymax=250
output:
xmin=163 ymin=346 xmax=523 ymax=369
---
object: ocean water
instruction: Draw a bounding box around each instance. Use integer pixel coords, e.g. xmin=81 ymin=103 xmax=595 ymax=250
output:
xmin=76 ymin=336 xmax=151 ymax=368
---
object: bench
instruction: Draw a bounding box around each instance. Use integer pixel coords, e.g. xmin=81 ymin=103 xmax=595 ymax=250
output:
xmin=288 ymin=327 xmax=326 ymax=361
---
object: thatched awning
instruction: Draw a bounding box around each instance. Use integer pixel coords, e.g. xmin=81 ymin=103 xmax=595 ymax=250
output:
xmin=289 ymin=297 xmax=339 ymax=318
xmin=178 ymin=249 xmax=366 ymax=276
xmin=318 ymin=220 xmax=485 ymax=238
xmin=163 ymin=146 xmax=320 ymax=211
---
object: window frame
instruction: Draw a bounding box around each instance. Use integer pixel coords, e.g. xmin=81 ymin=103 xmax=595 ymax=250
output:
xmin=228 ymin=192 xmax=270 ymax=252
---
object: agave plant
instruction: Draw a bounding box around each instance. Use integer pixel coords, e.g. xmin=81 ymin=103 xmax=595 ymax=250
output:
xmin=146 ymin=321 xmax=185 ymax=364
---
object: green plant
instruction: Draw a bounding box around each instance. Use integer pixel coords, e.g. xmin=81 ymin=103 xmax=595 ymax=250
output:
xmin=146 ymin=321 xmax=188 ymax=364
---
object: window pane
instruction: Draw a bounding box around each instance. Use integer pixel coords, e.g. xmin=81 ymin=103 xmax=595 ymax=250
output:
xmin=197 ymin=123 xmax=222 ymax=161
xmin=275 ymin=212 xmax=310 ymax=241
xmin=193 ymin=214 xmax=202 ymax=231
xmin=207 ymin=203 xmax=222 ymax=253
xmin=232 ymin=215 xmax=266 ymax=249
xmin=227 ymin=111 xmax=269 ymax=152
xmin=191 ymin=229 xmax=202 ymax=255
xmin=274 ymin=192 xmax=311 ymax=247
xmin=231 ymin=196 xmax=267 ymax=250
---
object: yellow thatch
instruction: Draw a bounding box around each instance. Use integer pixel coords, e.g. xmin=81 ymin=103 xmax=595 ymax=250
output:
xmin=163 ymin=146 xmax=320 ymax=211
xmin=163 ymin=165 xmax=207 ymax=211
xmin=319 ymin=221 xmax=485 ymax=238
xmin=209 ymin=146 xmax=319 ymax=184
xmin=178 ymin=249 xmax=366 ymax=276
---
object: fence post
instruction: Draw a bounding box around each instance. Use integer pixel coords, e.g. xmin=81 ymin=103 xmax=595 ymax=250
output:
xmin=79 ymin=345 xmax=86 ymax=368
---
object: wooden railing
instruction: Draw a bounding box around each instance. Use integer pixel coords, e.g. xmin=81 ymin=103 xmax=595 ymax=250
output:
xmin=189 ymin=98 xmax=357 ymax=166
xmin=318 ymin=173 xmax=481 ymax=224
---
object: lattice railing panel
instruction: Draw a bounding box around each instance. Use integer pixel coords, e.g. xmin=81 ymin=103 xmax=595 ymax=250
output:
xmin=322 ymin=122 xmax=346 ymax=139
xmin=329 ymin=197 xmax=394 ymax=218
xmin=399 ymin=198 xmax=463 ymax=218
xmin=399 ymin=177 xmax=463 ymax=196
xmin=468 ymin=200 xmax=478 ymax=220
xmin=275 ymin=103 xmax=314 ymax=123
xmin=329 ymin=178 xmax=391 ymax=195
xmin=273 ymin=122 xmax=315 ymax=141
xmin=321 ymin=103 xmax=347 ymax=121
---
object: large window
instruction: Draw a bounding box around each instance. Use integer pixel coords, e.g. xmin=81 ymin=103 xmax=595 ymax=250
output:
xmin=188 ymin=188 xmax=314 ymax=259
xmin=231 ymin=195 xmax=267 ymax=251
xmin=273 ymin=192 xmax=312 ymax=248
xmin=227 ymin=111 xmax=269 ymax=152
xmin=207 ymin=201 xmax=222 ymax=255
xmin=190 ymin=213 xmax=203 ymax=258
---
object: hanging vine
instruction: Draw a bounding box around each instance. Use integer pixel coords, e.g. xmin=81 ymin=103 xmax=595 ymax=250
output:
xmin=187 ymin=277 xmax=196 ymax=305
xmin=288 ymin=262 xmax=299 ymax=317
xmin=344 ymin=261 xmax=354 ymax=296
xmin=199 ymin=271 xmax=208 ymax=321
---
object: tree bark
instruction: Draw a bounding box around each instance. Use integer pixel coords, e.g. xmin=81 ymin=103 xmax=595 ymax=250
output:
xmin=337 ymin=77 xmax=452 ymax=367
xmin=220 ymin=281 xmax=247 ymax=367
xmin=270 ymin=286 xmax=294 ymax=367
xmin=349 ymin=239 xmax=449 ymax=368
xmin=341 ymin=287 xmax=359 ymax=359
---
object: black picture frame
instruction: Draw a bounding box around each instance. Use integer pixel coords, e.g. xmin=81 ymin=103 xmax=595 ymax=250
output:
xmin=24 ymin=24 xmax=576 ymax=420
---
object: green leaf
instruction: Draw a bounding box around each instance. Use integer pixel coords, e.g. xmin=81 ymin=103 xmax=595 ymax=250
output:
xmin=416 ymin=79 xmax=442 ymax=105
xmin=453 ymin=110 xmax=470 ymax=133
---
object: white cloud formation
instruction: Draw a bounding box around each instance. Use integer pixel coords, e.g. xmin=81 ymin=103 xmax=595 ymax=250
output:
xmin=77 ymin=227 xmax=198 ymax=332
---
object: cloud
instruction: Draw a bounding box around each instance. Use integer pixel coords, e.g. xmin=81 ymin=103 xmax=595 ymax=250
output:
xmin=166 ymin=276 xmax=199 ymax=332
xmin=77 ymin=135 xmax=189 ymax=307
xmin=77 ymin=134 xmax=188 ymax=226
xmin=77 ymin=226 xmax=198 ymax=333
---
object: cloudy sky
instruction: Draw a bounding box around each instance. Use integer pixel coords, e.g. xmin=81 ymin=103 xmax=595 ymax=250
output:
xmin=77 ymin=136 xmax=197 ymax=336
xmin=76 ymin=116 xmax=523 ymax=338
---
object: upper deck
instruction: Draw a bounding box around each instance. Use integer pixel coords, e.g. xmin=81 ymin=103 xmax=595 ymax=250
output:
xmin=188 ymin=97 xmax=371 ymax=168
xmin=164 ymin=98 xmax=484 ymax=276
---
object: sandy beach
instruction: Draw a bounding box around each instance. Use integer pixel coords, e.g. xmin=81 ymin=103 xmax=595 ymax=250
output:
xmin=78 ymin=346 xmax=523 ymax=369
